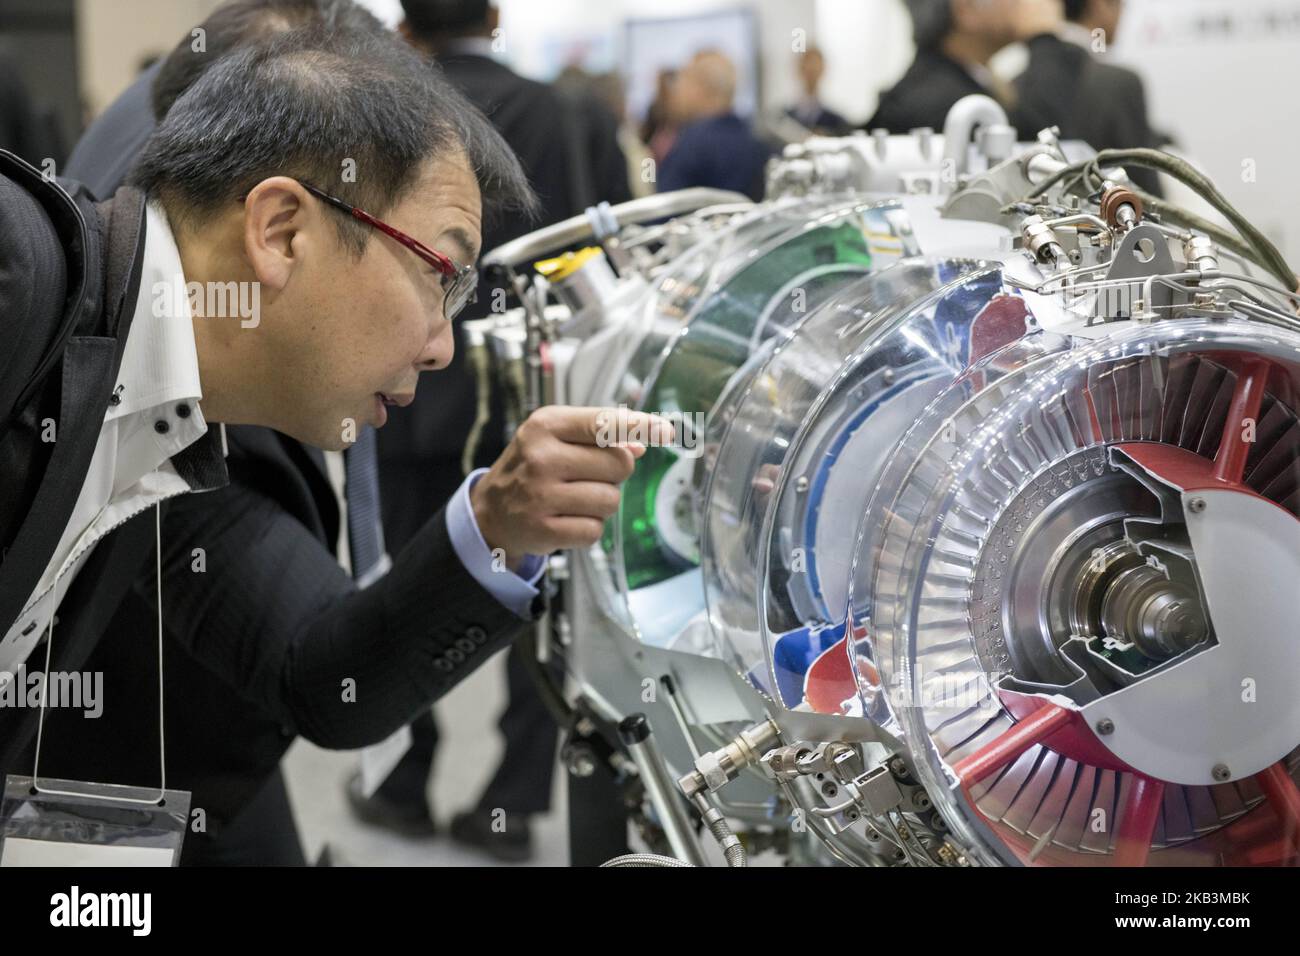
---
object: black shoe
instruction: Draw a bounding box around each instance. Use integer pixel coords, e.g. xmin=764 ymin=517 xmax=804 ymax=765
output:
xmin=345 ymin=771 xmax=436 ymax=837
xmin=449 ymin=809 xmax=533 ymax=863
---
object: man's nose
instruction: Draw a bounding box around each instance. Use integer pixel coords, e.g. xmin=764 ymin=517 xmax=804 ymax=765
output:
xmin=416 ymin=320 xmax=455 ymax=372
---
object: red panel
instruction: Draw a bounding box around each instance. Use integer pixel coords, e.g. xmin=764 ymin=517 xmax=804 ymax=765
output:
xmin=1114 ymin=775 xmax=1165 ymax=867
xmin=953 ymin=703 xmax=1073 ymax=786
xmin=1256 ymin=760 xmax=1300 ymax=851
xmin=1213 ymin=358 xmax=1269 ymax=484
xmin=804 ymin=636 xmax=856 ymax=715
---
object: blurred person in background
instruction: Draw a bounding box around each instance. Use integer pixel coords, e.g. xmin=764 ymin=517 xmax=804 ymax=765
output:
xmin=355 ymin=0 xmax=620 ymax=863
xmin=64 ymin=1 xmax=368 ymax=199
xmin=871 ymin=0 xmax=1087 ymax=139
xmin=0 ymin=51 xmax=63 ymax=167
xmin=641 ymin=68 xmax=679 ymax=165
xmin=786 ymin=45 xmax=851 ymax=136
xmin=657 ymin=49 xmax=772 ymax=201
xmin=64 ymin=58 xmax=159 ymax=199
xmin=1054 ymin=0 xmax=1165 ymax=194
xmin=590 ymin=71 xmax=654 ymax=198
xmin=553 ymin=64 xmax=634 ymax=206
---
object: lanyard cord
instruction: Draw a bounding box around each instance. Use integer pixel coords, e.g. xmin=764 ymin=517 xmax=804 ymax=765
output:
xmin=31 ymin=503 xmax=167 ymax=805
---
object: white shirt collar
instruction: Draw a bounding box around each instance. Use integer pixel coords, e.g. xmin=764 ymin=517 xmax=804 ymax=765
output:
xmin=108 ymin=202 xmax=204 ymax=420
xmin=4 ymin=201 xmax=213 ymax=673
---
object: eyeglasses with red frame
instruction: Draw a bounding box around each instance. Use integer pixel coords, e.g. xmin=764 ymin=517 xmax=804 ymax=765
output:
xmin=297 ymin=180 xmax=479 ymax=321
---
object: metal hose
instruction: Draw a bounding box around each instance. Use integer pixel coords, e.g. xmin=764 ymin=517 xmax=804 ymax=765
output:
xmin=601 ymin=853 xmax=694 ymax=868
xmin=705 ymin=811 xmax=748 ymax=868
xmin=461 ymin=334 xmax=492 ymax=477
xmin=1026 ymin=147 xmax=1297 ymax=291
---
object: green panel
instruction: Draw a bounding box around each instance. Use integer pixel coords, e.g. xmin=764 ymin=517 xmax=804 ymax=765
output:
xmin=616 ymin=220 xmax=875 ymax=591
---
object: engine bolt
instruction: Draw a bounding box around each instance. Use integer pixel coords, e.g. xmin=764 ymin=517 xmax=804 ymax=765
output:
xmin=1096 ymin=718 xmax=1115 ymax=736
xmin=1188 ymin=497 xmax=1207 ymax=514
xmin=1212 ymin=764 xmax=1231 ymax=782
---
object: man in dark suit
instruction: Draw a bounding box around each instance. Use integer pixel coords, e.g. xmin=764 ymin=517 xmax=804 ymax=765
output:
xmin=63 ymin=62 xmax=160 ymax=200
xmin=871 ymin=0 xmax=1088 ymax=139
xmin=2 ymin=15 xmax=660 ymax=867
xmin=657 ymin=50 xmax=772 ymax=201
xmin=0 ymin=52 xmax=62 ymax=168
xmin=58 ymin=0 xmax=411 ymax=866
xmin=344 ymin=0 xmax=618 ymax=862
xmin=1054 ymin=0 xmax=1164 ymax=195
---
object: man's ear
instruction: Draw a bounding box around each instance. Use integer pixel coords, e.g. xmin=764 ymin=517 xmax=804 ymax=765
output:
xmin=241 ymin=177 xmax=312 ymax=293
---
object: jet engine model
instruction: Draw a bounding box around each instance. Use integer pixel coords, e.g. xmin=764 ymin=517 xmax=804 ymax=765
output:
xmin=473 ymin=97 xmax=1300 ymax=867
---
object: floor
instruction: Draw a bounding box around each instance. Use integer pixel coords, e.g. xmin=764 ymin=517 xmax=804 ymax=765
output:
xmin=281 ymin=647 xmax=781 ymax=868
xmin=282 ymin=650 xmax=571 ymax=867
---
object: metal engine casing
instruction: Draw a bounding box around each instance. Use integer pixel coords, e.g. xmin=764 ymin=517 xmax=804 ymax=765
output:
xmin=473 ymin=96 xmax=1300 ymax=867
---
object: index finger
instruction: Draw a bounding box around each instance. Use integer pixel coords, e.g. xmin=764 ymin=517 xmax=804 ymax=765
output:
xmin=547 ymin=406 xmax=677 ymax=449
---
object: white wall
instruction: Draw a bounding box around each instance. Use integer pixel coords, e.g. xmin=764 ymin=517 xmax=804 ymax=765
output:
xmin=815 ymin=0 xmax=914 ymax=124
xmin=76 ymin=0 xmax=223 ymax=115
xmin=1111 ymin=0 xmax=1300 ymax=260
xmin=492 ymin=0 xmax=818 ymax=118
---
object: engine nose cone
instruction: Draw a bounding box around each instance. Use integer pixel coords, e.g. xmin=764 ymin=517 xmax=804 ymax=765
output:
xmin=1100 ymin=565 xmax=1207 ymax=661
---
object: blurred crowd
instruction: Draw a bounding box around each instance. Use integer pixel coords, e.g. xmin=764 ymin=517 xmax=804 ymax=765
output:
xmin=0 ymin=1 xmax=1162 ymax=206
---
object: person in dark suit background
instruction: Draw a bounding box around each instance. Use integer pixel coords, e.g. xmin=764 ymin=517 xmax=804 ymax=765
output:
xmin=786 ymin=45 xmax=851 ymax=136
xmin=641 ymin=69 xmax=679 ymax=166
xmin=657 ymin=49 xmax=772 ymax=201
xmin=346 ymin=0 xmax=623 ymax=863
xmin=1054 ymin=0 xmax=1165 ymax=195
xmin=63 ymin=61 xmax=160 ymax=200
xmin=870 ymin=0 xmax=1088 ymax=139
xmin=0 ymin=51 xmax=62 ymax=167
xmin=553 ymin=65 xmax=634 ymax=208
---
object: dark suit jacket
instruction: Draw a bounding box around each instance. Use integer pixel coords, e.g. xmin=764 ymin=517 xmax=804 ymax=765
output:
xmin=657 ymin=112 xmax=772 ymax=202
xmin=64 ymin=63 xmax=160 ymax=200
xmin=870 ymin=36 xmax=1089 ymax=140
xmin=3 ymin=131 xmax=531 ymax=861
xmin=0 ymin=54 xmax=61 ymax=167
xmin=786 ymin=104 xmax=852 ymax=136
xmin=1037 ymin=55 xmax=1164 ymax=196
xmin=24 ymin=423 xmax=525 ymax=864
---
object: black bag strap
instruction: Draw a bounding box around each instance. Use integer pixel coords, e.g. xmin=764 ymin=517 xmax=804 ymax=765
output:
xmin=0 ymin=187 xmax=148 ymax=638
xmin=0 ymin=151 xmax=102 ymax=430
xmin=100 ymin=186 xmax=147 ymax=342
